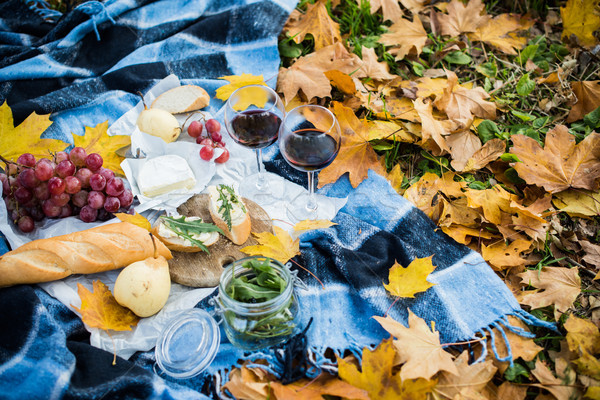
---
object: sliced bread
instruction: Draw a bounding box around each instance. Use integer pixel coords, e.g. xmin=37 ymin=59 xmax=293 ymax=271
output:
xmin=151 ymin=85 xmax=210 ymax=114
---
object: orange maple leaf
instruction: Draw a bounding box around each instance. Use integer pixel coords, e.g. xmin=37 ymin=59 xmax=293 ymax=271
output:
xmin=566 ymin=81 xmax=600 ymax=123
xmin=72 ymin=280 xmax=139 ymax=332
xmin=318 ymin=102 xmax=386 ymax=188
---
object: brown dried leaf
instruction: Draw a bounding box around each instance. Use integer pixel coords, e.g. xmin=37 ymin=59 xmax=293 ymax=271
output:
xmin=467 ymin=14 xmax=531 ymax=55
xmin=271 ymin=373 xmax=370 ymax=399
xmin=446 ymin=130 xmax=482 ymax=171
xmin=462 ymin=138 xmax=506 ymax=172
xmin=566 ymin=81 xmax=600 ymax=123
xmin=531 ymin=359 xmax=582 ymax=400
xmin=413 ymin=98 xmax=452 ymax=155
xmin=374 ymin=310 xmax=459 ymax=381
xmin=580 ymin=240 xmax=600 ymax=269
xmin=354 ymin=47 xmax=397 ymax=80
xmin=518 ymin=266 xmax=581 ymax=318
xmin=286 ymin=0 xmax=342 ymax=50
xmin=277 ymin=42 xmax=362 ymax=104
xmin=509 ymin=125 xmax=600 ymax=193
xmin=222 ymin=366 xmax=272 ymax=400
xmin=362 ymin=0 xmax=403 ymax=22
xmin=433 ymin=351 xmax=496 ymax=399
xmin=379 ymin=15 xmax=428 ymax=60
xmin=433 ymin=70 xmax=496 ymax=126
xmin=437 ymin=0 xmax=487 ymax=36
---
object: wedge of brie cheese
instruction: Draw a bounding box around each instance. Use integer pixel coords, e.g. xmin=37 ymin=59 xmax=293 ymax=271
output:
xmin=137 ymin=155 xmax=196 ymax=197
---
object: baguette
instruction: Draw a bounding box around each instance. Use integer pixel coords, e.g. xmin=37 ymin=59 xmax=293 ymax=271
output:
xmin=0 ymin=222 xmax=172 ymax=287
xmin=151 ymin=85 xmax=210 ymax=114
xmin=207 ymin=185 xmax=251 ymax=245
xmin=151 ymin=215 xmax=220 ymax=253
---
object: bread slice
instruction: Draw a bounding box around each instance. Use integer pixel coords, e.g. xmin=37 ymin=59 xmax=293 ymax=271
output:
xmin=207 ymin=185 xmax=251 ymax=245
xmin=151 ymin=85 xmax=210 ymax=114
xmin=152 ymin=216 xmax=219 ymax=253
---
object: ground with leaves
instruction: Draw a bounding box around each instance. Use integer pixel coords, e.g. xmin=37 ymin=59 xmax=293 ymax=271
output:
xmin=225 ymin=0 xmax=600 ymax=399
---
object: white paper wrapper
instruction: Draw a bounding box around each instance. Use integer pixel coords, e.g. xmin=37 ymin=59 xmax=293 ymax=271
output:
xmin=0 ymin=75 xmax=347 ymax=360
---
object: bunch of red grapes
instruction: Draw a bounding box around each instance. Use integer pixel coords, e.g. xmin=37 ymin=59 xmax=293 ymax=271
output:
xmin=1 ymin=148 xmax=134 ymax=233
xmin=187 ymin=118 xmax=230 ymax=163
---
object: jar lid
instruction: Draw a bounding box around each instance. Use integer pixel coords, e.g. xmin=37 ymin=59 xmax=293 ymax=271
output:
xmin=155 ymin=308 xmax=220 ymax=379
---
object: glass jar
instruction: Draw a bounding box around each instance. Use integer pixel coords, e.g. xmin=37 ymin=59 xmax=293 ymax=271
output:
xmin=217 ymin=256 xmax=301 ymax=350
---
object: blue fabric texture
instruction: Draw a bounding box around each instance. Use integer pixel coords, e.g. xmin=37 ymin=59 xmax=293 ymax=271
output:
xmin=0 ymin=0 xmax=555 ymax=399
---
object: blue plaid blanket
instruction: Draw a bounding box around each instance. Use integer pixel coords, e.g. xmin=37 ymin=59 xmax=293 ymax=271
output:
xmin=0 ymin=1 xmax=554 ymax=399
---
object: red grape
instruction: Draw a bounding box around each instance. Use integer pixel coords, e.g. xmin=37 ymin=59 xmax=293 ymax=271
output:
xmin=42 ymin=199 xmax=61 ymax=218
xmin=34 ymin=159 xmax=55 ymax=181
xmin=89 ymin=173 xmax=106 ymax=191
xmin=105 ymin=177 xmax=124 ymax=197
xmin=48 ymin=177 xmax=66 ymax=195
xmin=18 ymin=169 xmax=40 ymax=189
xmin=79 ymin=205 xmax=98 ymax=222
xmin=55 ymin=151 xmax=69 ymax=164
xmin=72 ymin=190 xmax=89 ymax=208
xmin=215 ymin=148 xmax=230 ymax=164
xmin=50 ymin=192 xmax=70 ymax=207
xmin=187 ymin=120 xmax=203 ymax=138
xmin=98 ymin=168 xmax=115 ymax=182
xmin=210 ymin=131 xmax=222 ymax=142
xmin=117 ymin=189 xmax=133 ymax=208
xmin=87 ymin=190 xmax=105 ymax=209
xmin=7 ymin=164 xmax=18 ymax=176
xmin=59 ymin=204 xmax=72 ymax=218
xmin=64 ymin=176 xmax=82 ymax=194
xmin=17 ymin=153 xmax=36 ymax=167
xmin=75 ymin=168 xmax=92 ymax=188
xmin=14 ymin=186 xmax=33 ymax=204
xmin=205 ymin=119 xmax=221 ymax=134
xmin=215 ymin=141 xmax=226 ymax=148
xmin=0 ymin=173 xmax=9 ymax=195
xmin=200 ymin=145 xmax=214 ymax=161
xmin=17 ymin=216 xmax=35 ymax=233
xmin=29 ymin=206 xmax=45 ymax=222
xmin=104 ymin=196 xmax=120 ymax=213
xmin=4 ymin=197 xmax=16 ymax=212
xmin=33 ymin=182 xmax=50 ymax=201
xmin=197 ymin=137 xmax=213 ymax=146
xmin=85 ymin=153 xmax=103 ymax=171
xmin=69 ymin=146 xmax=87 ymax=167
xmin=56 ymin=160 xmax=76 ymax=178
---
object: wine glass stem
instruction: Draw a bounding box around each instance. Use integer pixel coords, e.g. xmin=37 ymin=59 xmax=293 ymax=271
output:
xmin=255 ymin=148 xmax=266 ymax=190
xmin=306 ymin=171 xmax=317 ymax=212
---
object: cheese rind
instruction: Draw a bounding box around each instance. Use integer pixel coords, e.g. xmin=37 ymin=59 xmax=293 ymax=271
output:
xmin=137 ymin=155 xmax=196 ymax=197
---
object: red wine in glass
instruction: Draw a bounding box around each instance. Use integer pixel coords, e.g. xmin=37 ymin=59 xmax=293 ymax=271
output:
xmin=229 ymin=110 xmax=281 ymax=149
xmin=280 ymin=129 xmax=339 ymax=171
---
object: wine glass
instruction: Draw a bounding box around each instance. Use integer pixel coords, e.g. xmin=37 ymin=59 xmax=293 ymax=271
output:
xmin=224 ymin=85 xmax=285 ymax=200
xmin=278 ymin=105 xmax=341 ymax=221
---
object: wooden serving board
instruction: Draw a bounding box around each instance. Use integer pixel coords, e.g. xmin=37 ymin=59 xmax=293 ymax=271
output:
xmin=168 ymin=194 xmax=273 ymax=287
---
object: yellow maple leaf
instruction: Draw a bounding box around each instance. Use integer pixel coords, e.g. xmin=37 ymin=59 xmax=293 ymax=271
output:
xmin=215 ymin=73 xmax=268 ymax=108
xmin=0 ymin=101 xmax=67 ymax=162
xmin=293 ymin=219 xmax=337 ymax=233
xmin=384 ymin=257 xmax=436 ymax=298
xmin=481 ymin=239 xmax=533 ymax=270
xmin=324 ymin=70 xmax=356 ymax=95
xmin=241 ymin=226 xmax=300 ymax=264
xmin=286 ymin=0 xmax=342 ymax=50
xmin=564 ymin=314 xmax=600 ymax=355
xmin=561 ymin=0 xmax=600 ymax=48
xmin=318 ymin=102 xmax=386 ymax=188
xmin=72 ymin=280 xmax=139 ymax=332
xmin=387 ymin=163 xmax=404 ymax=194
xmin=72 ymin=121 xmax=130 ymax=175
xmin=337 ymin=337 xmax=437 ymax=400
xmin=115 ymin=212 xmax=151 ymax=231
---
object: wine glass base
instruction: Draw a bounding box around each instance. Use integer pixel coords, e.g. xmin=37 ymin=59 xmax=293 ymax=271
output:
xmin=238 ymin=173 xmax=285 ymax=205
xmin=285 ymin=192 xmax=319 ymax=222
